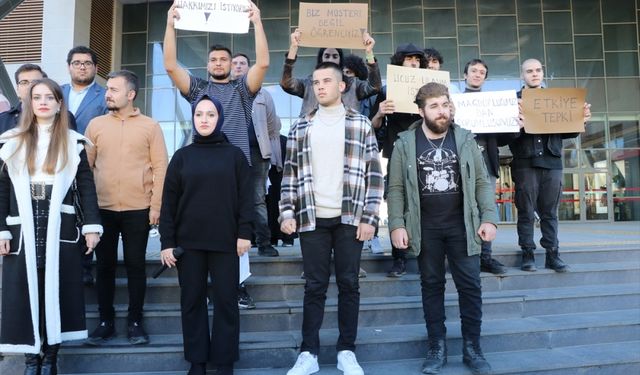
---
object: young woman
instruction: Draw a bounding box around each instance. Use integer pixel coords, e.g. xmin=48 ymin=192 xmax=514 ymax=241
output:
xmin=159 ymin=94 xmax=252 ymax=375
xmin=0 ymin=78 xmax=102 ymax=375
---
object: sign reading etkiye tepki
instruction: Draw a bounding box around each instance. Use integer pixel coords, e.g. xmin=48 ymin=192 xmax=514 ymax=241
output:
xmin=386 ymin=64 xmax=451 ymax=114
xmin=298 ymin=3 xmax=368 ymax=49
xmin=522 ymin=88 xmax=587 ymax=134
xmin=174 ymin=0 xmax=250 ymax=34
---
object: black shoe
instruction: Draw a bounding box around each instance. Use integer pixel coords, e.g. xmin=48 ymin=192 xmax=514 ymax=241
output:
xmin=481 ymin=256 xmax=506 ymax=275
xmin=127 ymin=321 xmax=149 ymax=345
xmin=85 ymin=321 xmax=116 ymax=346
xmin=24 ymin=353 xmax=41 ymax=375
xmin=40 ymin=344 xmax=59 ymax=375
xmin=238 ymin=289 xmax=256 ymax=310
xmin=421 ymin=338 xmax=447 ymax=374
xmin=520 ymin=248 xmax=537 ymax=272
xmin=258 ymin=245 xmax=279 ymax=257
xmin=82 ymin=270 xmax=95 ymax=286
xmin=545 ymin=247 xmax=569 ymax=272
xmin=282 ymin=239 xmax=294 ymax=247
xmin=188 ymin=362 xmax=207 ymax=375
xmin=462 ymin=339 xmax=491 ymax=375
xmin=386 ymin=258 xmax=406 ymax=277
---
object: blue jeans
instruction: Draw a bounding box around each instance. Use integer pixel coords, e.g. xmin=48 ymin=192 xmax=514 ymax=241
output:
xmin=250 ymin=148 xmax=271 ymax=247
xmin=299 ymin=217 xmax=363 ymax=354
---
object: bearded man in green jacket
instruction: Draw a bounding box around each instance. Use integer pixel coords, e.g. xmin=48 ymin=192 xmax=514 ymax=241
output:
xmin=387 ymin=82 xmax=497 ymax=375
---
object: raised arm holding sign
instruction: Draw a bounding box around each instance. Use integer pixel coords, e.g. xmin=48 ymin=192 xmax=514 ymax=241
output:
xmin=173 ymin=0 xmax=250 ymax=33
xmin=298 ymin=2 xmax=369 ymax=49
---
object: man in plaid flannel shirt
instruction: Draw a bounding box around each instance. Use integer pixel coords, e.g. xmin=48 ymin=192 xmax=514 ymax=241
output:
xmin=279 ymin=62 xmax=383 ymax=375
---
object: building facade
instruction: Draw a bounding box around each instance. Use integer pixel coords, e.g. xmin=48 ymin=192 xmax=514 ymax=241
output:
xmin=1 ymin=0 xmax=638 ymax=223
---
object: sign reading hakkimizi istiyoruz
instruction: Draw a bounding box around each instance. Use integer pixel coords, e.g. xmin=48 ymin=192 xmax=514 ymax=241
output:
xmin=173 ymin=0 xmax=250 ymax=34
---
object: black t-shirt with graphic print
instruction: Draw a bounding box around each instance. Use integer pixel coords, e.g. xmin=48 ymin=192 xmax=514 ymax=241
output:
xmin=416 ymin=127 xmax=464 ymax=229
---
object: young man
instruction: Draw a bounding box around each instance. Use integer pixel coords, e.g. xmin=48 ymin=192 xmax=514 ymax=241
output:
xmin=387 ymin=82 xmax=496 ymax=375
xmin=85 ymin=70 xmax=168 ymax=346
xmin=370 ymin=42 xmax=426 ymax=277
xmin=461 ymin=58 xmax=509 ymax=275
xmin=163 ymin=1 xmax=268 ymax=165
xmin=62 ymin=46 xmax=108 ymax=135
xmin=280 ymin=62 xmax=383 ymax=375
xmin=61 ymin=45 xmax=109 ymax=286
xmin=510 ymin=59 xmax=591 ymax=272
xmin=0 ymin=64 xmax=78 ymax=133
xmin=231 ymin=52 xmax=282 ymax=310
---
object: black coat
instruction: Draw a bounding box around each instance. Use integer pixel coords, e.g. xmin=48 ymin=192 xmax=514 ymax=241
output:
xmin=0 ymin=131 xmax=101 ymax=353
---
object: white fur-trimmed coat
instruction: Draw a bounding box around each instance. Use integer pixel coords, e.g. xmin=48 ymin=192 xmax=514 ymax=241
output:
xmin=0 ymin=130 xmax=102 ymax=354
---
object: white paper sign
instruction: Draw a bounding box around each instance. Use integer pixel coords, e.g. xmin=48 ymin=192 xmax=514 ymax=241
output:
xmin=239 ymin=252 xmax=251 ymax=284
xmin=450 ymin=90 xmax=520 ymax=133
xmin=174 ymin=0 xmax=250 ymax=34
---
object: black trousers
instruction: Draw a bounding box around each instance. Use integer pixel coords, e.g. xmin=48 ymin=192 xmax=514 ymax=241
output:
xmin=299 ymin=217 xmax=362 ymax=354
xmin=418 ymin=226 xmax=482 ymax=340
xmin=94 ymin=208 xmax=150 ymax=322
xmin=512 ymin=167 xmax=562 ymax=250
xmin=177 ymin=249 xmax=239 ymax=365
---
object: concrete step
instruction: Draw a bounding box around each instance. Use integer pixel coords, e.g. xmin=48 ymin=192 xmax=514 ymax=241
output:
xmin=104 ymin=246 xmax=640 ymax=279
xmin=2 ymin=309 xmax=637 ymax=373
xmin=223 ymin=341 xmax=640 ymax=375
xmin=84 ymin=283 xmax=640 ymax=335
xmin=79 ymin=261 xmax=640 ymax=305
xmin=71 ymin=340 xmax=638 ymax=375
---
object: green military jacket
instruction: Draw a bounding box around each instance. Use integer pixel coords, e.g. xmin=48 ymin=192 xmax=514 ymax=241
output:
xmin=387 ymin=121 xmax=497 ymax=256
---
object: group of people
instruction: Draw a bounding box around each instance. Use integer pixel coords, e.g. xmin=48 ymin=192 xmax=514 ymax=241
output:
xmin=0 ymin=1 xmax=593 ymax=375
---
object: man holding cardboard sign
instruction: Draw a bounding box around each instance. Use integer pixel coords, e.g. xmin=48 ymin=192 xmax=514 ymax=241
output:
xmin=509 ymin=58 xmax=591 ymax=273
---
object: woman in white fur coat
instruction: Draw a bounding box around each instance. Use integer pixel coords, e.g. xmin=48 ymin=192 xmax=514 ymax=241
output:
xmin=0 ymin=78 xmax=102 ymax=375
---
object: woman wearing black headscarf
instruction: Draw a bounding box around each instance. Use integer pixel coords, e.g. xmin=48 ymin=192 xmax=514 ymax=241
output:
xmin=158 ymin=94 xmax=252 ymax=375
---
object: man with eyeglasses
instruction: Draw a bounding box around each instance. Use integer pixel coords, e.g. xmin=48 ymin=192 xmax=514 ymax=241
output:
xmin=0 ymin=63 xmax=77 ymax=134
xmin=62 ymin=46 xmax=108 ymax=287
xmin=62 ymin=46 xmax=108 ymax=136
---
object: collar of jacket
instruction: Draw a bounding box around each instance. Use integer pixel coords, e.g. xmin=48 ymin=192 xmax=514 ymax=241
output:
xmin=108 ymin=107 xmax=142 ymax=120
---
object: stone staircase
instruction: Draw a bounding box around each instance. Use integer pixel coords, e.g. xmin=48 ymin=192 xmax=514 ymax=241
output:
xmin=1 ymin=224 xmax=639 ymax=374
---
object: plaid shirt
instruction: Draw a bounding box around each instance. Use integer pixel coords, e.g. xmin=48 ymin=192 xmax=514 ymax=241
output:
xmin=279 ymin=106 xmax=384 ymax=232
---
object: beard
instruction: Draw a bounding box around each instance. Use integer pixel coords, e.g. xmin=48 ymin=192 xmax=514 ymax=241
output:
xmin=424 ymin=114 xmax=451 ymax=134
xmin=210 ymin=71 xmax=231 ymax=80
xmin=73 ymin=76 xmax=94 ymax=86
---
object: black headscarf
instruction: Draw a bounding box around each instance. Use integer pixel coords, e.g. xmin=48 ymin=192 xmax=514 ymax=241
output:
xmin=191 ymin=94 xmax=226 ymax=144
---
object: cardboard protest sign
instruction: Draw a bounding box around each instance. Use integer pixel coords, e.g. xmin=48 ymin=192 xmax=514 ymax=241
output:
xmin=174 ymin=0 xmax=250 ymax=34
xmin=298 ymin=2 xmax=368 ymax=49
xmin=522 ymin=88 xmax=587 ymax=134
xmin=386 ymin=64 xmax=451 ymax=114
xmin=450 ymin=90 xmax=519 ymax=133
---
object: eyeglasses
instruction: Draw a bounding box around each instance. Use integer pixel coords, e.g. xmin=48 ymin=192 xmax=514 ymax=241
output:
xmin=17 ymin=80 xmax=34 ymax=86
xmin=70 ymin=60 xmax=95 ymax=68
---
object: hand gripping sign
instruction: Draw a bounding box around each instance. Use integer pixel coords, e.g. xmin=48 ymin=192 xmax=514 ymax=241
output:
xmin=174 ymin=0 xmax=250 ymax=34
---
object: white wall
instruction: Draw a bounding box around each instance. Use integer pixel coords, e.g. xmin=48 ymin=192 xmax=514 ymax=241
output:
xmin=41 ymin=0 xmax=92 ymax=85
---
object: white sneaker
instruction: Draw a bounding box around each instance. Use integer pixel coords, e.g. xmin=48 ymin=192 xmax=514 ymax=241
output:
xmin=337 ymin=350 xmax=364 ymax=375
xmin=370 ymin=236 xmax=384 ymax=254
xmin=287 ymin=351 xmax=319 ymax=375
